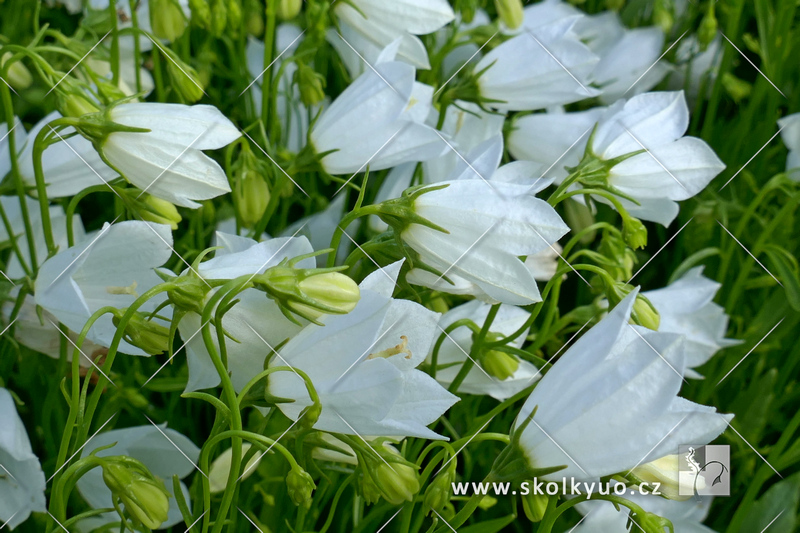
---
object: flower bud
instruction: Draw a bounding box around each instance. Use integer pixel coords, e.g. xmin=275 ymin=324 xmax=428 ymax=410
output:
xmin=1 ymin=53 xmax=32 ymax=90
xmin=424 ymin=465 xmax=455 ymax=513
xmin=521 ymin=492 xmax=549 ymax=522
xmin=162 ymin=51 xmax=205 ymax=103
xmin=128 ymin=192 xmax=182 ymax=230
xmin=630 ymin=454 xmax=699 ymax=501
xmin=373 ymin=462 xmax=420 ymax=505
xmin=494 ymin=0 xmax=524 ymax=30
xmin=226 ymin=0 xmax=243 ymax=34
xmin=188 ymin=0 xmax=212 ymax=29
xmin=209 ymin=444 xmax=262 ymax=493
xmin=56 ymin=78 xmax=100 ymax=118
xmin=168 ymin=275 xmax=209 ymax=314
xmin=294 ymin=62 xmax=326 ymax=107
xmin=653 ymin=0 xmax=673 ymax=33
xmin=286 ymin=467 xmax=316 ymax=507
xmin=112 ymin=311 xmax=171 ymax=355
xmin=277 ymin=0 xmax=302 ymax=20
xmin=245 ymin=0 xmax=265 ymax=36
xmin=721 ymin=73 xmax=752 ymax=103
xmin=255 ymin=267 xmax=360 ymax=322
xmin=211 ymin=0 xmax=228 ymax=37
xmin=698 ymin=8 xmax=718 ymax=50
xmin=481 ymin=350 xmax=519 ymax=381
xmin=628 ymin=510 xmax=674 ymax=533
xmin=359 ymin=472 xmax=382 ymax=504
xmin=232 ymin=147 xmax=271 ymax=228
xmin=150 ymin=0 xmax=188 ymax=41
xmin=101 ymin=460 xmax=170 ymax=530
xmin=604 ymin=282 xmax=660 ymax=331
xmin=622 ymin=215 xmax=648 ymax=250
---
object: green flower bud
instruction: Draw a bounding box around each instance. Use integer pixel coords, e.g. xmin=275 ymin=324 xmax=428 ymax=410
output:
xmin=622 ymin=215 xmax=648 ymax=250
xmin=721 ymin=73 xmax=751 ymax=103
xmin=101 ymin=460 xmax=170 ymax=530
xmin=56 ymin=78 xmax=100 ymax=118
xmin=294 ymin=62 xmax=326 ymax=107
xmin=126 ymin=192 xmax=182 ymax=230
xmin=604 ymin=281 xmax=660 ymax=330
xmin=698 ymin=7 xmax=718 ymax=50
xmin=254 ymin=267 xmax=360 ymax=322
xmin=150 ymin=0 xmax=188 ymax=41
xmin=161 ymin=49 xmax=205 ymax=103
xmin=359 ymin=472 xmax=382 ymax=505
xmin=112 ymin=311 xmax=171 ymax=355
xmin=226 ymin=0 xmax=243 ymax=34
xmin=481 ymin=350 xmax=519 ymax=381
xmin=630 ymin=454 xmax=694 ymax=501
xmin=188 ymin=0 xmax=212 ymax=29
xmin=168 ymin=275 xmax=209 ymax=314
xmin=373 ymin=462 xmax=420 ymax=505
xmin=494 ymin=0 xmax=524 ymax=30
xmin=245 ymin=0 xmax=265 ymax=36
xmin=653 ymin=0 xmax=673 ymax=34
xmin=521 ymin=492 xmax=549 ymax=522
xmin=286 ymin=467 xmax=316 ymax=507
xmin=211 ymin=0 xmax=228 ymax=37
xmin=232 ymin=147 xmax=271 ymax=228
xmin=424 ymin=465 xmax=455 ymax=513
xmin=277 ymin=0 xmax=302 ymax=20
xmin=1 ymin=53 xmax=32 ymax=90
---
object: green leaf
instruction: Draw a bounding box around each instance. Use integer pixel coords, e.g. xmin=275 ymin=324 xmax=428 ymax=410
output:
xmin=738 ymin=473 xmax=800 ymax=533
xmin=764 ymin=245 xmax=800 ymax=311
xmin=460 ymin=514 xmax=517 ymax=533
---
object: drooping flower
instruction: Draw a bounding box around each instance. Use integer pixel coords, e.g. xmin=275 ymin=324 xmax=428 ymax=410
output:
xmin=84 ymin=103 xmax=241 ymax=208
xmin=34 ymin=221 xmax=173 ymax=355
xmin=77 ymin=424 xmax=200 ymax=531
xmin=330 ymin=0 xmax=455 ymax=71
xmin=778 ymin=112 xmax=800 ymax=181
xmin=430 ymin=301 xmax=540 ymax=400
xmin=309 ymin=55 xmax=444 ymax=175
xmin=642 ymin=267 xmax=740 ymax=378
xmin=267 ymin=261 xmax=459 ymax=439
xmin=472 ymin=18 xmax=599 ymax=111
xmin=178 ymin=233 xmax=315 ymax=392
xmin=398 ymin=179 xmax=569 ymax=305
xmin=0 ymin=388 xmax=47 ymax=530
xmin=507 ymin=290 xmax=732 ymax=482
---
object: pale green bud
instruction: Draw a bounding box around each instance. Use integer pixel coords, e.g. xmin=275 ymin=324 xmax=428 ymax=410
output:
xmin=622 ymin=215 xmax=648 ymax=250
xmin=277 ymin=0 xmax=302 ymax=20
xmin=482 ymin=350 xmax=519 ymax=381
xmin=150 ymin=0 xmax=188 ymax=41
xmin=134 ymin=194 xmax=182 ymax=230
xmin=521 ymin=492 xmax=549 ymax=522
xmin=289 ymin=273 xmax=360 ymax=319
xmin=373 ymin=462 xmax=420 ymax=505
xmin=211 ymin=0 xmax=228 ymax=37
xmin=698 ymin=8 xmax=718 ymax=50
xmin=653 ymin=0 xmax=673 ymax=34
xmin=721 ymin=73 xmax=752 ymax=103
xmin=424 ymin=465 xmax=455 ymax=513
xmin=494 ymin=0 xmax=524 ymax=30
xmin=632 ymin=294 xmax=660 ymax=331
xmin=295 ymin=62 xmax=326 ymax=107
xmin=359 ymin=473 xmax=382 ymax=504
xmin=56 ymin=78 xmax=100 ymax=118
xmin=167 ymin=275 xmax=209 ymax=314
xmin=233 ymin=146 xmax=271 ymax=228
xmin=188 ymin=0 xmax=212 ymax=29
xmin=165 ymin=54 xmax=205 ymax=103
xmin=101 ymin=461 xmax=170 ymax=530
xmin=606 ymin=0 xmax=625 ymax=11
xmin=630 ymin=454 xmax=697 ymax=501
xmin=226 ymin=0 xmax=243 ymax=34
xmin=286 ymin=467 xmax=316 ymax=507
xmin=1 ymin=53 xmax=32 ymax=90
xmin=112 ymin=311 xmax=171 ymax=355
xmin=245 ymin=0 xmax=265 ymax=36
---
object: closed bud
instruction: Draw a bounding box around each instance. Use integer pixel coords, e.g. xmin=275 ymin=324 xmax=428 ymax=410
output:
xmin=226 ymin=0 xmax=243 ymax=34
xmin=101 ymin=460 xmax=170 ymax=530
xmin=721 ymin=73 xmax=751 ymax=103
xmin=150 ymin=0 xmax=188 ymax=41
xmin=521 ymin=492 xmax=549 ymax=522
xmin=232 ymin=147 xmax=270 ymax=227
xmin=373 ymin=462 xmax=419 ymax=505
xmin=112 ymin=311 xmax=171 ymax=355
xmin=295 ymin=62 xmax=326 ymax=107
xmin=245 ymin=0 xmax=265 ymax=36
xmin=632 ymin=294 xmax=660 ymax=331
xmin=56 ymin=78 xmax=100 ymax=118
xmin=164 ymin=53 xmax=205 ymax=103
xmin=1 ymin=53 xmax=32 ymax=90
xmin=494 ymin=0 xmax=524 ymax=30
xmin=630 ymin=454 xmax=698 ymax=501
xmin=359 ymin=473 xmax=382 ymax=504
xmin=424 ymin=464 xmax=455 ymax=513
xmin=286 ymin=467 xmax=316 ymax=507
xmin=653 ymin=0 xmax=673 ymax=34
xmin=188 ymin=0 xmax=212 ymax=29
xmin=128 ymin=192 xmax=182 ymax=230
xmin=289 ymin=272 xmax=360 ymax=319
xmin=481 ymin=350 xmax=519 ymax=381
xmin=622 ymin=215 xmax=648 ymax=250
xmin=698 ymin=8 xmax=718 ymax=50
xmin=168 ymin=275 xmax=209 ymax=314
xmin=277 ymin=0 xmax=302 ymax=20
xmin=211 ymin=0 xmax=228 ymax=37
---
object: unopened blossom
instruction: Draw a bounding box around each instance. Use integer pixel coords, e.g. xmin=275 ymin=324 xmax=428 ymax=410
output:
xmin=473 ymin=18 xmax=599 ymax=111
xmin=778 ymin=112 xmax=800 ymax=181
xmin=268 ymin=261 xmax=459 ymax=438
xmin=77 ymin=424 xmax=200 ymax=531
xmin=400 ymin=179 xmax=569 ymax=305
xmin=643 ymin=267 xmax=740 ymax=378
xmin=430 ymin=301 xmax=540 ymax=400
xmin=511 ymin=291 xmax=732 ymax=482
xmin=309 ymin=56 xmax=444 ymax=175
xmin=330 ymin=0 xmax=454 ymax=71
xmin=179 ymin=233 xmax=315 ymax=392
xmin=34 ymin=221 xmax=173 ymax=355
xmin=88 ymin=103 xmax=240 ymax=208
xmin=574 ymin=494 xmax=715 ymax=533
xmin=0 ymin=388 xmax=47 ymax=529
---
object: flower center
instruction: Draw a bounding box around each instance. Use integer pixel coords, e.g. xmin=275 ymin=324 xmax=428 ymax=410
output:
xmin=106 ymin=281 xmax=139 ymax=297
xmin=368 ymin=336 xmax=411 ymax=360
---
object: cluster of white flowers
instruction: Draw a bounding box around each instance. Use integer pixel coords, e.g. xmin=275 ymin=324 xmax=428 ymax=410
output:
xmin=0 ymin=0 xmax=765 ymax=531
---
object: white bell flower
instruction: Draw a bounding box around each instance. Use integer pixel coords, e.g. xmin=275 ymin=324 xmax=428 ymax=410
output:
xmin=34 ymin=221 xmax=173 ymax=355
xmin=268 ymin=261 xmax=459 ymax=439
xmin=96 ymin=103 xmax=241 ymax=208
xmin=309 ymin=57 xmax=444 ymax=175
xmin=179 ymin=233 xmax=315 ymax=392
xmin=473 ymin=18 xmax=600 ymax=111
xmin=573 ymin=494 xmax=715 ymax=533
xmin=401 ymin=178 xmax=569 ymax=305
xmin=513 ymin=290 xmax=732 ymax=482
xmin=76 ymin=424 xmax=200 ymax=531
xmin=778 ymin=112 xmax=800 ymax=181
xmin=643 ymin=267 xmax=740 ymax=378
xmin=430 ymin=301 xmax=540 ymax=400
xmin=0 ymin=388 xmax=47 ymax=530
xmin=331 ymin=0 xmax=455 ymax=71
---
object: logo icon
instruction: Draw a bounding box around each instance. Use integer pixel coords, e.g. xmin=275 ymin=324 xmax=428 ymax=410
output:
xmin=678 ymin=445 xmax=730 ymax=496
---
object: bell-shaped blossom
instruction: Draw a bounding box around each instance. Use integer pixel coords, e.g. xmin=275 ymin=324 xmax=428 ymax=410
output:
xmin=669 ymin=35 xmax=723 ymax=102
xmin=34 ymin=221 xmax=173 ymax=355
xmin=77 ymin=424 xmax=200 ymax=531
xmin=473 ymin=18 xmax=599 ymax=111
xmin=514 ymin=291 xmax=732 ymax=482
xmin=524 ymin=243 xmax=561 ymax=281
xmin=0 ymin=388 xmax=47 ymax=529
xmin=97 ymin=103 xmax=241 ymax=208
xmin=401 ymin=178 xmax=569 ymax=305
xmin=179 ymin=233 xmax=315 ymax=392
xmin=573 ymin=494 xmax=715 ymax=533
xmin=309 ymin=55 xmax=444 ymax=175
xmin=430 ymin=301 xmax=540 ymax=400
xmin=778 ymin=112 xmax=800 ymax=181
xmin=268 ymin=261 xmax=458 ymax=439
xmin=643 ymin=267 xmax=740 ymax=378
xmin=330 ymin=0 xmax=454 ymax=71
